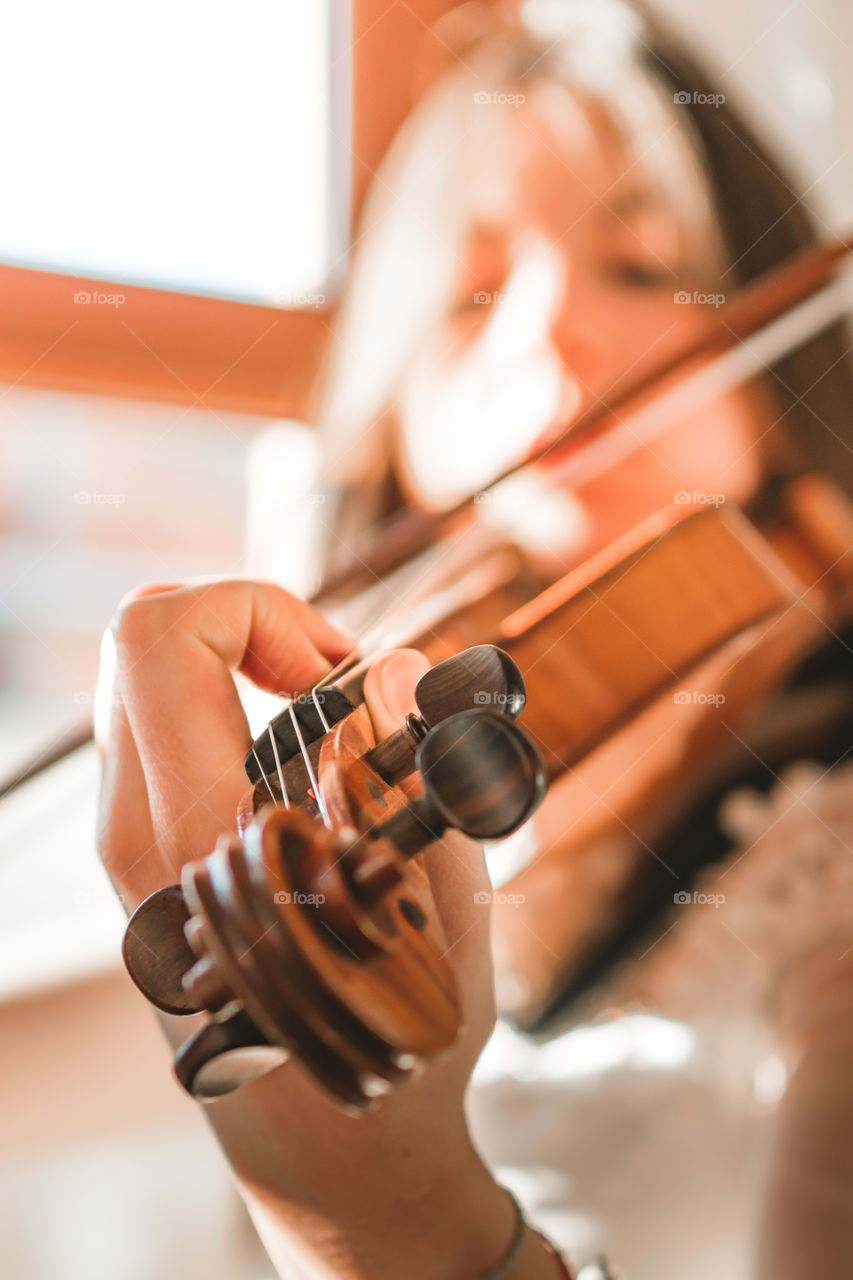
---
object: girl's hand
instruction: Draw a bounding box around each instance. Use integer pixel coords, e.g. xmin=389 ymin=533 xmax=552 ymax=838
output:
xmin=96 ymin=579 xmax=516 ymax=1280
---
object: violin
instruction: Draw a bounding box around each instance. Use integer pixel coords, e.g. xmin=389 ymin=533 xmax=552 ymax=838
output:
xmin=121 ymin=463 xmax=853 ymax=1106
xmin=110 ymin=233 xmax=853 ymax=1108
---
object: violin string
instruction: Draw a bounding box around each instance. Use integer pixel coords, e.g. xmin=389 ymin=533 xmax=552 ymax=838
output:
xmin=268 ymin=722 xmax=291 ymax=809
xmin=310 ymin=514 xmax=487 ymax=694
xmin=253 ymin=745 xmax=278 ymax=806
xmin=289 ymin=702 xmax=331 ymax=827
xmin=354 ymin=524 xmax=485 ymax=657
xmin=312 ymin=685 xmax=332 ymax=732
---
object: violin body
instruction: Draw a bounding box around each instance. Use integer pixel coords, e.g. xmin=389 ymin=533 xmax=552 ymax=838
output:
xmin=488 ymin=476 xmax=853 ymax=1026
xmin=415 ymin=499 xmax=814 ymax=775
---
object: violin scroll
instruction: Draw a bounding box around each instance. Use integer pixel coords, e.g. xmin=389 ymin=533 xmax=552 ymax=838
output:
xmin=122 ymin=646 xmax=546 ymax=1109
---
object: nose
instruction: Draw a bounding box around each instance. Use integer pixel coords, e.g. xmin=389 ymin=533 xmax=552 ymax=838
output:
xmin=546 ymin=254 xmax=607 ymax=391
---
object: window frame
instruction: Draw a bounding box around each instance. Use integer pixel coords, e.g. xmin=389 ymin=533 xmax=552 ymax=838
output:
xmin=0 ymin=0 xmax=463 ymax=420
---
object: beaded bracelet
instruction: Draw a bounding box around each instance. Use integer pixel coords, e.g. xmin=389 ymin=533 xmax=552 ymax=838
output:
xmin=481 ymin=1190 xmax=574 ymax=1279
xmin=529 ymin=1223 xmax=575 ymax=1278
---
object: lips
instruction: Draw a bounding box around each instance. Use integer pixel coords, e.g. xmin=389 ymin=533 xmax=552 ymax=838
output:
xmin=527 ymin=379 xmax=588 ymax=471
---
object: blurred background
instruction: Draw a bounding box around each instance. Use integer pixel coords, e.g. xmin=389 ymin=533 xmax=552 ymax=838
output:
xmin=1 ymin=1 xmax=852 ymax=1277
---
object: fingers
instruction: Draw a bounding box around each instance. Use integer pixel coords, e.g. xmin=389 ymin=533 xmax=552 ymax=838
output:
xmin=95 ymin=625 xmax=166 ymax=906
xmin=113 ymin=578 xmax=353 ymax=692
xmin=103 ymin=579 xmax=353 ymax=883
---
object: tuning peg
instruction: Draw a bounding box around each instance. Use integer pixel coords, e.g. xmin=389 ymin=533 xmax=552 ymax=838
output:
xmin=122 ymin=883 xmax=203 ymax=1015
xmin=364 ymin=646 xmax=527 ymax=787
xmin=173 ymin=1009 xmax=289 ymax=1098
xmin=414 ymin=644 xmax=526 ymax=722
xmin=368 ymin=709 xmax=547 ymax=858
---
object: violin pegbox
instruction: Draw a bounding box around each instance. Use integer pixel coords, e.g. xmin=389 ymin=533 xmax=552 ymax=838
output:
xmin=121 ymin=646 xmax=546 ymax=1111
xmin=243 ymin=643 xmax=527 ymax=812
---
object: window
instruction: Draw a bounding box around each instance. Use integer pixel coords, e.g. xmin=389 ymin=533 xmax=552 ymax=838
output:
xmin=0 ymin=1 xmax=350 ymax=304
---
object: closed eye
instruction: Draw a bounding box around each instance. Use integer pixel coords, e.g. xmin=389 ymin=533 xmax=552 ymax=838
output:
xmin=604 ymin=260 xmax=677 ymax=289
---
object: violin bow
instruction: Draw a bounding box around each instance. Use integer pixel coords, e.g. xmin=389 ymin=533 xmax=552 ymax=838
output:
xmin=314 ymin=232 xmax=853 ymax=602
xmin=3 ymin=232 xmax=853 ymax=796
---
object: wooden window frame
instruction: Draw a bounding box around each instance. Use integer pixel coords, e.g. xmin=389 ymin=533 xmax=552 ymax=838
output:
xmin=0 ymin=0 xmax=462 ymax=420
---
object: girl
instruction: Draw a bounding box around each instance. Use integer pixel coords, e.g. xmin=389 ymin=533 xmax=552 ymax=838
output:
xmin=98 ymin=2 xmax=853 ymax=1275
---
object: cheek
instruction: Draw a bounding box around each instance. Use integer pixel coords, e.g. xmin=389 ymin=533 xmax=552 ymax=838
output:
xmin=604 ymin=297 xmax=712 ymax=385
xmin=653 ymin=390 xmax=765 ymax=503
xmin=574 ymin=389 xmax=764 ymax=549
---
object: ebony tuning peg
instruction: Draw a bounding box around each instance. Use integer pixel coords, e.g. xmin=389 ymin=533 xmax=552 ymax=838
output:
xmin=368 ymin=709 xmax=547 ymax=858
xmin=414 ymin=644 xmax=526 ymax=723
xmin=364 ymin=645 xmax=527 ymax=787
xmin=122 ymin=883 xmax=202 ymax=1015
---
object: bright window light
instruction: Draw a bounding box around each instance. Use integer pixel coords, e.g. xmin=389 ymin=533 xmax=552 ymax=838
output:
xmin=0 ymin=0 xmax=350 ymax=304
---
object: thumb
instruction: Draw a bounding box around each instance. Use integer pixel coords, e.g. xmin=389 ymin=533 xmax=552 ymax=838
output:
xmin=362 ymin=648 xmax=431 ymax=740
xmin=363 ymin=649 xmax=493 ymax=955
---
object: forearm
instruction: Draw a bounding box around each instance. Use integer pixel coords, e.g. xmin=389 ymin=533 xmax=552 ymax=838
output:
xmin=236 ymin=1134 xmax=560 ymax=1280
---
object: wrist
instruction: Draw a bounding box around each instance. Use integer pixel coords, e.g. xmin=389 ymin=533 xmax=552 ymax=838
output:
xmin=243 ymin=1131 xmax=514 ymax=1280
xmin=480 ymin=1189 xmax=572 ymax=1280
xmin=508 ymin=1223 xmax=573 ymax=1279
xmin=245 ymin=1154 xmax=570 ymax=1280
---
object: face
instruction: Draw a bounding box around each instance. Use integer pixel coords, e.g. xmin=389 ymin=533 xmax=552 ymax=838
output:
xmin=394 ymin=85 xmax=766 ymax=565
